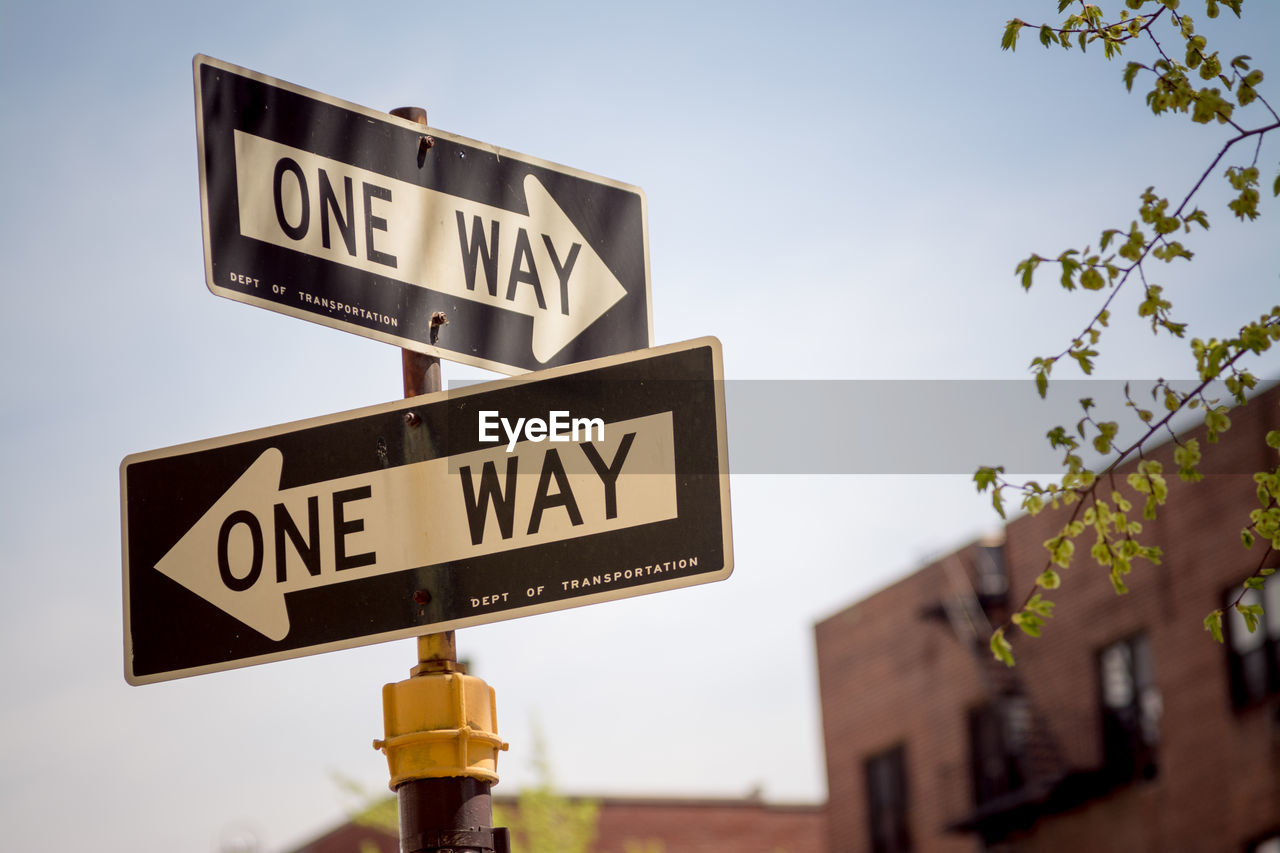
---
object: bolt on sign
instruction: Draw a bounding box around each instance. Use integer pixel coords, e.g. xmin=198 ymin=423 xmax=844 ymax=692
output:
xmin=121 ymin=339 xmax=731 ymax=684
xmin=193 ymin=54 xmax=652 ymax=374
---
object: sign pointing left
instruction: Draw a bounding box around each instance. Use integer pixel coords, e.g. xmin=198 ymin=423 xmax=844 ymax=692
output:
xmin=155 ymin=413 xmax=677 ymax=642
xmin=122 ymin=339 xmax=731 ymax=685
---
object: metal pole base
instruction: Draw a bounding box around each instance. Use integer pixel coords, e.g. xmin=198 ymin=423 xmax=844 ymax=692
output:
xmin=397 ymin=777 xmax=509 ymax=853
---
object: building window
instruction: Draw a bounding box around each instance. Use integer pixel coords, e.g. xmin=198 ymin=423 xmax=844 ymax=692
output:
xmin=864 ymin=744 xmax=912 ymax=853
xmin=1097 ymin=633 xmax=1160 ymax=782
xmin=1226 ymin=575 xmax=1280 ymax=708
xmin=975 ymin=542 xmax=1009 ymax=610
xmin=968 ymin=699 xmax=1026 ymax=806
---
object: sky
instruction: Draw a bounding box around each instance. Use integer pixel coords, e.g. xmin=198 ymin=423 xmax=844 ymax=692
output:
xmin=1 ymin=1 xmax=1278 ymax=851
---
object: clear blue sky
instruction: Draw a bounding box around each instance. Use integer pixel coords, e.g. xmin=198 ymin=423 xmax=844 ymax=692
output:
xmin=2 ymin=1 xmax=1277 ymax=851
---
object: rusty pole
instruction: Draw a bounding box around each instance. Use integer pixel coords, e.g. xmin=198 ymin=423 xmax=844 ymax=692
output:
xmin=388 ymin=105 xmax=507 ymax=853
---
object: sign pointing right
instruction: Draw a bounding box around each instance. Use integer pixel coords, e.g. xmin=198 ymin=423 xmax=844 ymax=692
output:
xmin=195 ymin=55 xmax=652 ymax=374
xmin=234 ymin=133 xmax=629 ymax=364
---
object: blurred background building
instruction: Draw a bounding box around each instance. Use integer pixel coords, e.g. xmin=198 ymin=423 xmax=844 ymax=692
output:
xmin=816 ymin=385 xmax=1280 ymax=852
xmin=286 ymin=793 xmax=826 ymax=853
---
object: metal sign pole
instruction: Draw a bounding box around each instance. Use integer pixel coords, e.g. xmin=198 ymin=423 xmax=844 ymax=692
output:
xmin=376 ymin=106 xmax=509 ymax=853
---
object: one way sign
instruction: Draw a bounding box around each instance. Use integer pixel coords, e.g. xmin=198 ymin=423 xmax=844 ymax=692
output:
xmin=121 ymin=339 xmax=730 ymax=684
xmin=194 ymin=55 xmax=652 ymax=374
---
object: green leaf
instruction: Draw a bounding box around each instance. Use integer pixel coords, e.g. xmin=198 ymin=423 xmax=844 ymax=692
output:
xmin=1012 ymin=611 xmax=1043 ymax=637
xmin=1236 ymin=602 xmax=1264 ymax=634
xmin=1175 ymin=438 xmax=1203 ymax=480
xmin=1110 ymin=562 xmax=1131 ymax=594
xmin=990 ymin=628 xmax=1016 ymax=667
xmin=1046 ymin=534 xmax=1076 ymax=568
xmin=1026 ymin=593 xmax=1056 ymax=618
xmin=1123 ymin=62 xmax=1143 ymax=91
xmin=974 ymin=466 xmax=1003 ymax=491
xmin=1071 ymin=348 xmax=1098 ymax=375
xmin=1183 ymin=208 xmax=1210 ymax=230
xmin=1002 ymin=19 xmax=1023 ymax=51
xmin=1017 ymin=256 xmax=1040 ymax=289
xmin=1205 ymin=407 xmax=1231 ymax=442
xmin=1204 ymin=610 xmax=1225 ymax=643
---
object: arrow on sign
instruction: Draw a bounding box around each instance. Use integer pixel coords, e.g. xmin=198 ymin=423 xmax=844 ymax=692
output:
xmin=233 ymin=132 xmax=627 ymax=364
xmin=155 ymin=413 xmax=677 ymax=641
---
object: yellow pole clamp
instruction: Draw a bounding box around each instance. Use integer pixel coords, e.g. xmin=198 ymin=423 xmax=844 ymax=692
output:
xmin=374 ymin=663 xmax=509 ymax=789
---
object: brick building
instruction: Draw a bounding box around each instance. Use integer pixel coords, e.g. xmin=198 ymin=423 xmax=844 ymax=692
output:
xmin=286 ymin=793 xmax=827 ymax=853
xmin=816 ymin=385 xmax=1280 ymax=853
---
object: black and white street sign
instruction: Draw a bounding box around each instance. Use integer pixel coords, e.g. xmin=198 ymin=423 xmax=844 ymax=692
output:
xmin=193 ymin=55 xmax=652 ymax=374
xmin=121 ymin=339 xmax=730 ymax=684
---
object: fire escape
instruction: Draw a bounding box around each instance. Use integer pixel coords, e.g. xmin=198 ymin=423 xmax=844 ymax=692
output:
xmin=923 ymin=543 xmax=1123 ymax=849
